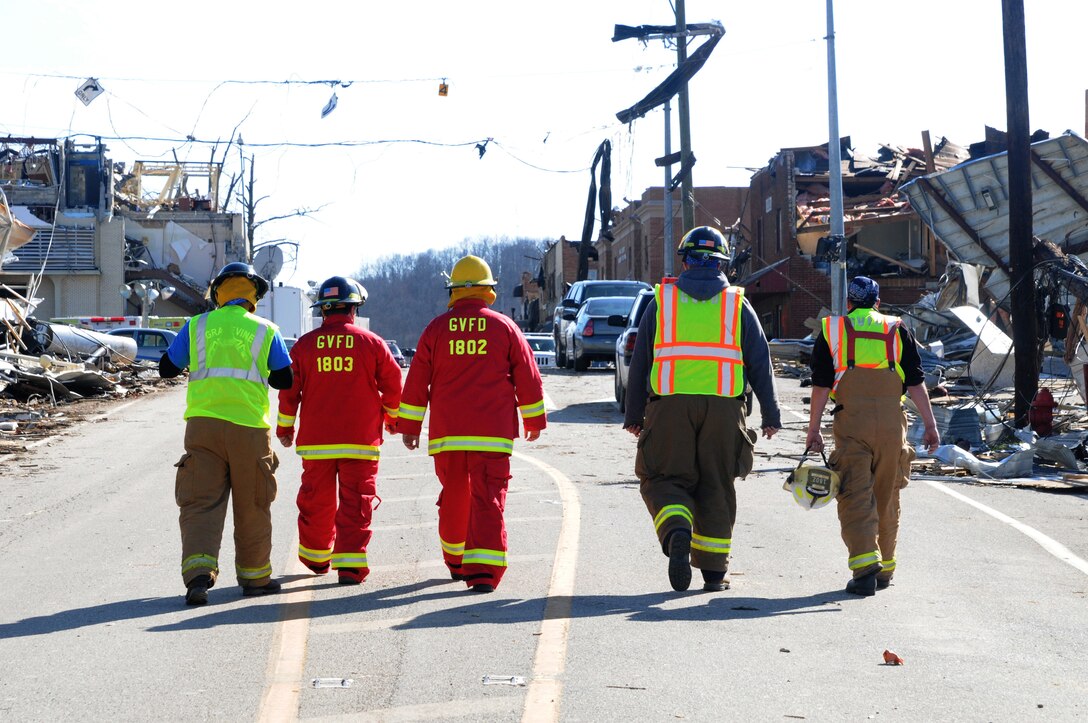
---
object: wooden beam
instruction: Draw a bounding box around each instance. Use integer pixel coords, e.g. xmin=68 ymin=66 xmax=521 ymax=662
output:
xmin=1030 ymin=149 xmax=1088 ymax=217
xmin=853 ymin=242 xmax=924 ymax=274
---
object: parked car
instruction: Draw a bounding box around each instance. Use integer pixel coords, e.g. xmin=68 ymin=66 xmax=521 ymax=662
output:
xmin=611 ymin=289 xmax=655 ymax=412
xmin=106 ymin=327 xmax=178 ymax=363
xmin=563 ymin=296 xmax=633 ymax=372
xmin=386 ymin=340 xmax=408 ymax=368
xmin=553 ymin=280 xmax=651 ymax=367
xmin=523 ymin=333 xmax=557 ymax=368
xmin=283 ymin=337 xmax=298 ymax=352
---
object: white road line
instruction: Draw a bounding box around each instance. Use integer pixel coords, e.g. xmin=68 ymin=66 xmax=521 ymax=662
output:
xmin=515 ymin=450 xmax=580 ymax=723
xmin=542 ymin=389 xmax=557 ymax=411
xmin=922 ymin=479 xmax=1088 ymax=576
xmin=777 ymin=402 xmax=808 ymax=422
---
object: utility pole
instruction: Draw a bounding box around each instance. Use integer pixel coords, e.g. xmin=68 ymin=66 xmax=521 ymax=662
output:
xmin=1003 ymin=0 xmax=1038 ymax=427
xmin=826 ymin=0 xmax=847 ymax=315
xmin=675 ymin=0 xmax=695 ymax=232
xmin=663 ymin=98 xmax=674 ymax=277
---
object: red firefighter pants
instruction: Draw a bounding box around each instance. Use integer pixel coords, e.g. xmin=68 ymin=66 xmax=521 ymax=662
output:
xmin=830 ymin=367 xmax=914 ymax=582
xmin=297 ymin=458 xmax=378 ymax=582
xmin=433 ymin=451 xmax=511 ymax=589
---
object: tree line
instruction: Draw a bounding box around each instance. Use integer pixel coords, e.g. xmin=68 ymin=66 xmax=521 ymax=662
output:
xmin=354 ymin=237 xmax=547 ymax=348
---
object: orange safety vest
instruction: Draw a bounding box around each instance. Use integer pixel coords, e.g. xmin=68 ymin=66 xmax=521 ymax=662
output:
xmin=651 ymin=283 xmax=745 ymax=397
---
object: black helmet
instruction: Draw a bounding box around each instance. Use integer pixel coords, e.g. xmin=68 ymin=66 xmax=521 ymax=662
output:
xmin=311 ymin=276 xmax=368 ymax=309
xmin=209 ymin=262 xmax=270 ymax=304
xmin=677 ymin=226 xmax=730 ymax=261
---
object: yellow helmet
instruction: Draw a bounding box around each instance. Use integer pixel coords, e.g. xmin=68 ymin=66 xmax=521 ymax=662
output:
xmin=783 ymin=451 xmax=840 ymax=510
xmin=446 ymin=255 xmax=497 ymax=289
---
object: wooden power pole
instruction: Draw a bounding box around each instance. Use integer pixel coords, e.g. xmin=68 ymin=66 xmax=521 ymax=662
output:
xmin=1002 ymin=0 xmax=1038 ymax=427
xmin=675 ymin=0 xmax=695 ymax=232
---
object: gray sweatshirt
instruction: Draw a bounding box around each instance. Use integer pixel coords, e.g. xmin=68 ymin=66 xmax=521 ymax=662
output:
xmin=622 ymin=267 xmax=782 ymax=430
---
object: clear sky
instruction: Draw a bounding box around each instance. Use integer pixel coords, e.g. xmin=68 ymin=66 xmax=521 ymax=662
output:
xmin=2 ymin=1 xmax=1084 ymax=287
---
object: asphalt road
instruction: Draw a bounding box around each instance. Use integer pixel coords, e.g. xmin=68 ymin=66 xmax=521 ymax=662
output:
xmin=0 ymin=366 xmax=1086 ymax=722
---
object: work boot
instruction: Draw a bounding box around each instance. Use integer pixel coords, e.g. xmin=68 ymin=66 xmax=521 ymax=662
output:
xmin=876 ymin=577 xmax=892 ymax=591
xmin=701 ymin=570 xmax=730 ymax=592
xmin=845 ymin=570 xmax=879 ymax=597
xmin=667 ymin=530 xmax=692 ymax=592
xmin=306 ymin=563 xmax=330 ymax=576
xmin=242 ymin=579 xmax=282 ymax=597
xmin=471 ymin=584 xmax=495 ymax=593
xmin=450 ymin=572 xmax=465 ymax=582
xmin=338 ymin=568 xmax=364 ymax=585
xmin=185 ymin=574 xmax=212 ymax=606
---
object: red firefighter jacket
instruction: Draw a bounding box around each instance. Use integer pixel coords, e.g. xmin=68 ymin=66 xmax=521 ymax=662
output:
xmin=398 ymin=299 xmax=546 ymax=454
xmin=277 ymin=314 xmax=403 ymax=460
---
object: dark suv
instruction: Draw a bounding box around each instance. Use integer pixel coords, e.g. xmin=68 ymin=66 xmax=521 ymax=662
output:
xmin=553 ymin=280 xmax=651 ymax=368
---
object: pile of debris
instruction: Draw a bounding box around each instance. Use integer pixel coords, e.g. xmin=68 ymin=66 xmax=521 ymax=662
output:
xmin=1 ymin=281 xmax=177 ymax=455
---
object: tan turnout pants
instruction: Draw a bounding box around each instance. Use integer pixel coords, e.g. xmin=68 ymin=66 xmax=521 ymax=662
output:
xmin=636 ymin=395 xmax=756 ymax=573
xmin=174 ymin=416 xmax=279 ymax=588
xmin=829 ymin=367 xmax=914 ymax=582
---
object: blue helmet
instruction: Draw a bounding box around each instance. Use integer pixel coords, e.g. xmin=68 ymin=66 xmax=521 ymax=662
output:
xmin=847 ymin=276 xmax=880 ymax=307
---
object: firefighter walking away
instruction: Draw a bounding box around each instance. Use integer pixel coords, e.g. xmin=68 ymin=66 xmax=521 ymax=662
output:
xmin=398 ymin=255 xmax=547 ymax=593
xmin=160 ymin=262 xmax=293 ymax=605
xmin=277 ymin=276 xmax=403 ymax=585
xmin=624 ymin=227 xmax=782 ymax=593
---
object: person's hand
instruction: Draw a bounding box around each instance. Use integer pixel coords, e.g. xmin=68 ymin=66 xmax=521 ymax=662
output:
xmin=277 ymin=430 xmax=294 ymax=448
xmin=384 ymin=419 xmax=399 ymax=435
xmin=805 ymin=426 xmax=824 ymax=452
xmin=402 ymin=434 xmax=420 ymax=450
xmin=762 ymin=426 xmax=779 ymax=440
xmin=625 ymin=424 xmax=642 ymax=437
xmin=922 ymin=426 xmax=940 ymax=453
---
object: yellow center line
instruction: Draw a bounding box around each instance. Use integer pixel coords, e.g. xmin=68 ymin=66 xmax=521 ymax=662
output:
xmin=258 ymin=534 xmax=312 ymax=722
xmin=514 ymin=450 xmax=581 ymax=723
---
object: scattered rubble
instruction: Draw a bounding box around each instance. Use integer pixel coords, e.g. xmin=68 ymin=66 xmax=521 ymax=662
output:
xmin=0 ymin=280 xmax=179 ymax=458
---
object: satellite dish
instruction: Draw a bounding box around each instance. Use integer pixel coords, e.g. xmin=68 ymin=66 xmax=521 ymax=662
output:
xmin=253 ymin=245 xmax=284 ymax=282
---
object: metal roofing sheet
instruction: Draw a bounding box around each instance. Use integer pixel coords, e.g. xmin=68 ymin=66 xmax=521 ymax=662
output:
xmin=898 ymin=132 xmax=1088 ymax=304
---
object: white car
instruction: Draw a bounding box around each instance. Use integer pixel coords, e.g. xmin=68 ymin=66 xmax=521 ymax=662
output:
xmin=523 ymin=333 xmax=557 ymax=368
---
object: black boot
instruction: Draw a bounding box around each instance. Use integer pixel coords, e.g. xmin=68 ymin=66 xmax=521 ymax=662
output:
xmin=185 ymin=574 xmax=212 ymax=606
xmin=242 ymin=579 xmax=282 ymax=597
xmin=702 ymin=570 xmax=730 ymax=592
xmin=667 ymin=530 xmax=692 ymax=592
xmin=846 ymin=570 xmax=879 ymax=597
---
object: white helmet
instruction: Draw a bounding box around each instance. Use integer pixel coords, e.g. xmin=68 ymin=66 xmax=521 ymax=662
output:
xmin=783 ymin=450 xmax=840 ymax=510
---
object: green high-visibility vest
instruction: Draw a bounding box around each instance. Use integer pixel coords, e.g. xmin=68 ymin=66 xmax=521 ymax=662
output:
xmin=185 ymin=305 xmax=276 ymax=428
xmin=820 ymin=307 xmax=905 ymax=399
xmin=650 ymin=283 xmax=745 ymax=397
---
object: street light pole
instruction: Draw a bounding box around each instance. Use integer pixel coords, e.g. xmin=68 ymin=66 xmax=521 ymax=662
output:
xmin=676 ymin=0 xmax=695 ymax=233
xmin=826 ymin=0 xmax=847 ymax=315
xmin=664 ymin=98 xmax=674 ymax=278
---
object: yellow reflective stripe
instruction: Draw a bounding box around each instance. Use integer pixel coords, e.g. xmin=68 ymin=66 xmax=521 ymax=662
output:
xmin=277 ymin=412 xmax=295 ymax=426
xmin=428 ymin=436 xmax=514 ymax=455
xmin=441 ymin=538 xmax=466 ymax=556
xmin=299 ymin=545 xmax=332 ymax=564
xmin=519 ymin=400 xmax=546 ymax=418
xmin=691 ymin=534 xmax=732 ymax=554
xmin=384 ymin=406 xmax=399 ymax=418
xmin=297 ymin=444 xmax=380 ymax=460
xmin=236 ymin=562 xmax=273 ymax=580
xmin=182 ymin=554 xmax=217 ymax=574
xmin=653 ymin=504 xmax=693 ymax=531
xmin=399 ymin=402 xmax=426 ymax=421
xmin=462 ymin=548 xmax=508 ymax=567
xmin=331 ymin=552 xmax=369 ymax=568
xmin=848 ymin=551 xmax=881 ymax=570
xmin=881 ymin=558 xmax=896 ymax=571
